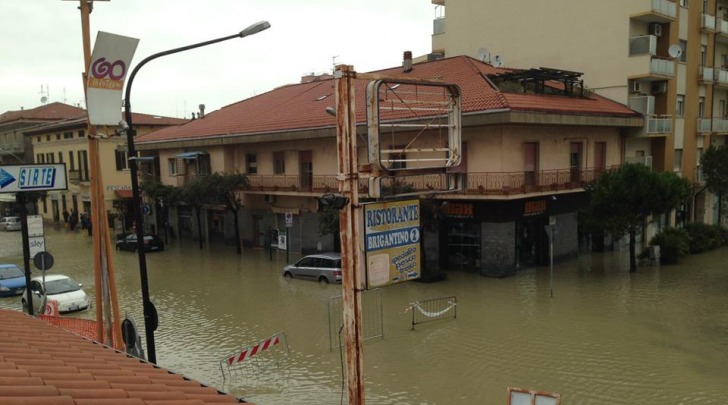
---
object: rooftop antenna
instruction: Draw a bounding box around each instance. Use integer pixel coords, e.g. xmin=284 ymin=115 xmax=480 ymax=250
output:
xmin=39 ymin=85 xmax=49 ymax=105
xmin=332 ymin=55 xmax=339 ymax=73
xmin=476 ymin=47 xmax=490 ymax=63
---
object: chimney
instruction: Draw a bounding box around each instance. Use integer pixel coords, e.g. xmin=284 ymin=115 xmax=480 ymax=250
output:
xmin=403 ymin=51 xmax=413 ymax=73
xmin=198 ymin=104 xmax=206 ymax=118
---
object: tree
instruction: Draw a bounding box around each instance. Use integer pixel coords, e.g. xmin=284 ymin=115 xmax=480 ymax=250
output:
xmin=140 ymin=179 xmax=181 ymax=242
xmin=318 ymin=206 xmax=341 ymax=252
xmin=204 ymin=172 xmax=249 ymax=254
xmin=700 ymin=144 xmax=728 ymax=225
xmin=180 ymin=176 xmax=213 ymax=250
xmin=586 ymin=163 xmax=691 ymax=272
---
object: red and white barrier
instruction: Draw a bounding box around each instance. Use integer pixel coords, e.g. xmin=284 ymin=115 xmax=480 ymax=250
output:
xmin=226 ymin=335 xmax=280 ymax=365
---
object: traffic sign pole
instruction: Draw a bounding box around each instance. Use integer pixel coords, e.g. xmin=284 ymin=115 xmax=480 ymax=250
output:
xmin=17 ymin=193 xmax=34 ymax=316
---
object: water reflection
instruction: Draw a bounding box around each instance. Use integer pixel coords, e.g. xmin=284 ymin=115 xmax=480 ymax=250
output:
xmin=0 ymin=227 xmax=726 ymax=404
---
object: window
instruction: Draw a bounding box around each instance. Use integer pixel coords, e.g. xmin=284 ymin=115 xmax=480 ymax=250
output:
xmin=524 ymin=142 xmax=538 ymax=187
xmin=594 ymin=142 xmax=607 ymax=172
xmin=78 ymin=130 xmax=85 ymax=138
xmin=115 ymin=149 xmax=129 ymax=171
xmin=46 ymin=134 xmax=51 ymax=141
xmin=677 ymin=95 xmax=685 ymax=117
xmin=79 ymin=150 xmax=89 ymax=181
xmin=389 ymin=146 xmax=406 ymax=170
xmin=674 ymin=148 xmax=683 ymax=172
xmin=55 ymin=133 xmax=61 ymax=140
xmin=700 ymin=45 xmax=707 ymax=67
xmin=57 ymin=152 xmax=63 ymax=163
xmin=36 ymin=153 xmax=44 ymax=163
xmin=680 ymin=0 xmax=688 ymax=7
xmin=698 ymin=97 xmax=705 ymax=118
xmin=246 ymin=153 xmax=257 ymax=174
xmin=63 ymin=132 xmax=73 ymax=139
xmin=679 ymin=40 xmax=687 ymax=63
xmin=45 ymin=153 xmax=54 ymax=163
xmin=721 ymin=100 xmax=727 ymax=118
xmin=273 ymin=152 xmax=285 ymax=174
xmin=168 ymin=158 xmax=177 ymax=176
xmin=68 ymin=151 xmax=75 ymax=171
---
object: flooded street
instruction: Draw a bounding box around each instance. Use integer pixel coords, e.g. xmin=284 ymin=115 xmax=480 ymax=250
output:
xmin=0 ymin=225 xmax=727 ymax=404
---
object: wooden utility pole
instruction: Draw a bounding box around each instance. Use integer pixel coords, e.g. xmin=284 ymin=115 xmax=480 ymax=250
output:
xmin=334 ymin=64 xmax=366 ymax=405
xmin=75 ymin=0 xmax=122 ymax=349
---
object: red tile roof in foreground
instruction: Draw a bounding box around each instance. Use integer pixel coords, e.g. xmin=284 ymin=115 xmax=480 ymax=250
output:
xmin=136 ymin=55 xmax=640 ymax=144
xmin=0 ymin=309 xmax=247 ymax=405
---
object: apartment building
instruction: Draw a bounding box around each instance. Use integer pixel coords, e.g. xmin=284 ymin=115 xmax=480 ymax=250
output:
xmin=25 ymin=112 xmax=187 ymax=228
xmin=135 ymin=55 xmax=642 ymax=276
xmin=428 ymin=0 xmax=727 ymax=224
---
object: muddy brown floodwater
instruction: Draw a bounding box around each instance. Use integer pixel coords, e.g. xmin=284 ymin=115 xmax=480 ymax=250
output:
xmin=0 ymin=226 xmax=726 ymax=404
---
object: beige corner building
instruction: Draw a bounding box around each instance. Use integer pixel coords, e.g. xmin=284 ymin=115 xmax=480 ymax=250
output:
xmin=429 ymin=0 xmax=728 ymax=224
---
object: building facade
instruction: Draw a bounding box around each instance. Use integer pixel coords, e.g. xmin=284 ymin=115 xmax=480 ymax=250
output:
xmin=428 ymin=0 xmax=727 ymax=225
xmin=136 ymin=56 xmax=643 ymax=276
xmin=25 ymin=112 xmax=188 ymax=230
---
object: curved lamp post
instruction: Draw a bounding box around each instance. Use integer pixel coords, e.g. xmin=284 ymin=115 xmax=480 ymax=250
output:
xmin=122 ymin=20 xmax=270 ymax=364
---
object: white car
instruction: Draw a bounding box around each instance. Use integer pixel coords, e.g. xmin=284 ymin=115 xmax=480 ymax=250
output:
xmin=22 ymin=274 xmax=90 ymax=314
xmin=0 ymin=216 xmax=21 ymax=232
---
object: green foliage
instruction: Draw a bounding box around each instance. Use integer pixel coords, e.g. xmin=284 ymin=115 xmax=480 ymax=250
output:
xmin=140 ymin=179 xmax=181 ymax=205
xmin=684 ymin=223 xmax=725 ymax=253
xmin=203 ymin=172 xmax=248 ymax=211
xmin=586 ymin=163 xmax=691 ymax=270
xmin=318 ymin=206 xmax=340 ymax=237
xmin=700 ymin=144 xmax=728 ymax=197
xmin=648 ymin=227 xmax=690 ymax=264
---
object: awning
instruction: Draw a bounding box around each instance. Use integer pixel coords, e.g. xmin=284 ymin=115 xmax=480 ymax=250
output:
xmin=176 ymin=151 xmax=207 ymax=160
xmin=115 ymin=190 xmax=133 ymax=199
xmin=129 ymin=156 xmax=156 ymax=162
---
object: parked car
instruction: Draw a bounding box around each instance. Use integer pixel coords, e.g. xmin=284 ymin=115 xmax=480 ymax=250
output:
xmin=115 ymin=233 xmax=165 ymax=252
xmin=22 ymin=274 xmax=90 ymax=314
xmin=0 ymin=216 xmax=21 ymax=231
xmin=282 ymin=252 xmax=342 ymax=284
xmin=0 ymin=264 xmax=26 ymax=297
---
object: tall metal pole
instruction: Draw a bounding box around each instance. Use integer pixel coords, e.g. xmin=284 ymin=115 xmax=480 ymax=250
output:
xmin=334 ymin=65 xmax=366 ymax=405
xmin=123 ymin=21 xmax=271 ymax=365
xmin=18 ymin=193 xmax=34 ymax=315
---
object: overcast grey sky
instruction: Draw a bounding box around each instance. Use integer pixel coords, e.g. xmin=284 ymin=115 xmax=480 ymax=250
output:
xmin=1 ymin=0 xmax=435 ymax=119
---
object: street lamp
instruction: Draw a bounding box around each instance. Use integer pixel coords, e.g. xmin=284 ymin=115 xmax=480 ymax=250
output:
xmin=122 ymin=20 xmax=270 ymax=364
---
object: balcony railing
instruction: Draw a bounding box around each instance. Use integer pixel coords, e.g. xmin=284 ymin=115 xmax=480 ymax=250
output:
xmin=651 ymin=0 xmax=677 ymax=19
xmin=716 ymin=68 xmax=728 ymax=85
xmin=701 ymin=13 xmax=717 ymax=31
xmin=651 ymin=57 xmax=675 ymax=77
xmin=244 ymin=168 xmax=614 ymax=198
xmin=700 ymin=66 xmax=715 ymax=82
xmin=698 ymin=118 xmax=713 ymax=133
xmin=629 ymin=35 xmax=657 ymax=56
xmin=68 ymin=169 xmax=81 ymax=183
xmin=714 ymin=118 xmax=728 ymax=132
xmin=647 ymin=116 xmax=673 ymax=134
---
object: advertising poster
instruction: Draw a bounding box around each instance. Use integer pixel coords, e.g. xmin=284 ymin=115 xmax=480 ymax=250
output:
xmin=364 ymin=199 xmax=421 ymax=288
xmin=87 ymin=31 xmax=139 ymax=126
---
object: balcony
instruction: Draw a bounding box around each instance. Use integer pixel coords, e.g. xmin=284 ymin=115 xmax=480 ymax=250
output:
xmin=645 ymin=115 xmax=673 ymax=136
xmin=433 ymin=17 xmax=445 ymax=35
xmin=713 ymin=118 xmax=728 ymax=133
xmin=245 ymin=168 xmax=613 ymax=199
xmin=717 ymin=19 xmax=728 ymax=42
xmin=629 ymin=35 xmax=657 ymax=56
xmin=625 ymin=155 xmax=653 ymax=169
xmin=697 ymin=118 xmax=712 ymax=133
xmin=701 ymin=13 xmax=717 ymax=32
xmin=628 ymin=95 xmax=655 ymax=115
xmin=716 ymin=68 xmax=728 ymax=87
xmin=630 ymin=55 xmax=675 ymax=80
xmin=631 ymin=0 xmax=677 ymax=23
xmin=700 ymin=66 xmax=715 ymax=83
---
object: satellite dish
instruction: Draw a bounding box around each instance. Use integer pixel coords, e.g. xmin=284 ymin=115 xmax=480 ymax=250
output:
xmin=40 ymin=96 xmax=48 ymax=104
xmin=476 ymin=47 xmax=490 ymax=63
xmin=493 ymin=55 xmax=504 ymax=68
xmin=668 ymin=44 xmax=682 ymax=59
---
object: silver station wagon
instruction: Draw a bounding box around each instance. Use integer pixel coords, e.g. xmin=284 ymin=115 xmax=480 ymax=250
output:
xmin=282 ymin=253 xmax=342 ymax=284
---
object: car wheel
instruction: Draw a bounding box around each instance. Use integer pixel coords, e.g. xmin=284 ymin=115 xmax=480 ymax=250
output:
xmin=319 ymin=276 xmax=330 ymax=284
xmin=283 ymin=272 xmax=293 ymax=279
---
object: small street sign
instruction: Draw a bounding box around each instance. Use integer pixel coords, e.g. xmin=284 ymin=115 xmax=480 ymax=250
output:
xmin=33 ymin=251 xmax=54 ymax=271
xmin=285 ymin=211 xmax=293 ymax=228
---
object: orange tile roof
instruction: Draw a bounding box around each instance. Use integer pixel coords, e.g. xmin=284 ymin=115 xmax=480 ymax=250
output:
xmin=0 ymin=309 xmax=247 ymax=405
xmin=0 ymin=103 xmax=87 ymax=124
xmin=136 ymin=56 xmax=639 ymax=144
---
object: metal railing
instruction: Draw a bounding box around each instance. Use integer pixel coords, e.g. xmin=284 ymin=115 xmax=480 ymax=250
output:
xmin=408 ymin=296 xmax=457 ymax=330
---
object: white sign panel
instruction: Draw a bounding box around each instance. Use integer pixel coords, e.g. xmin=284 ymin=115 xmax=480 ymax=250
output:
xmin=87 ymin=31 xmax=140 ymax=125
xmin=29 ymin=237 xmax=46 ymax=259
xmin=27 ymin=215 xmax=44 ymax=237
xmin=0 ymin=164 xmax=68 ymax=193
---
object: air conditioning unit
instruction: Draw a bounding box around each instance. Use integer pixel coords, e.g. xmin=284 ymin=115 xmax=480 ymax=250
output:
xmin=630 ymin=81 xmax=642 ymax=93
xmin=264 ymin=194 xmax=276 ymax=203
xmin=652 ymin=81 xmax=668 ymax=94
xmin=650 ymin=23 xmax=663 ymax=37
